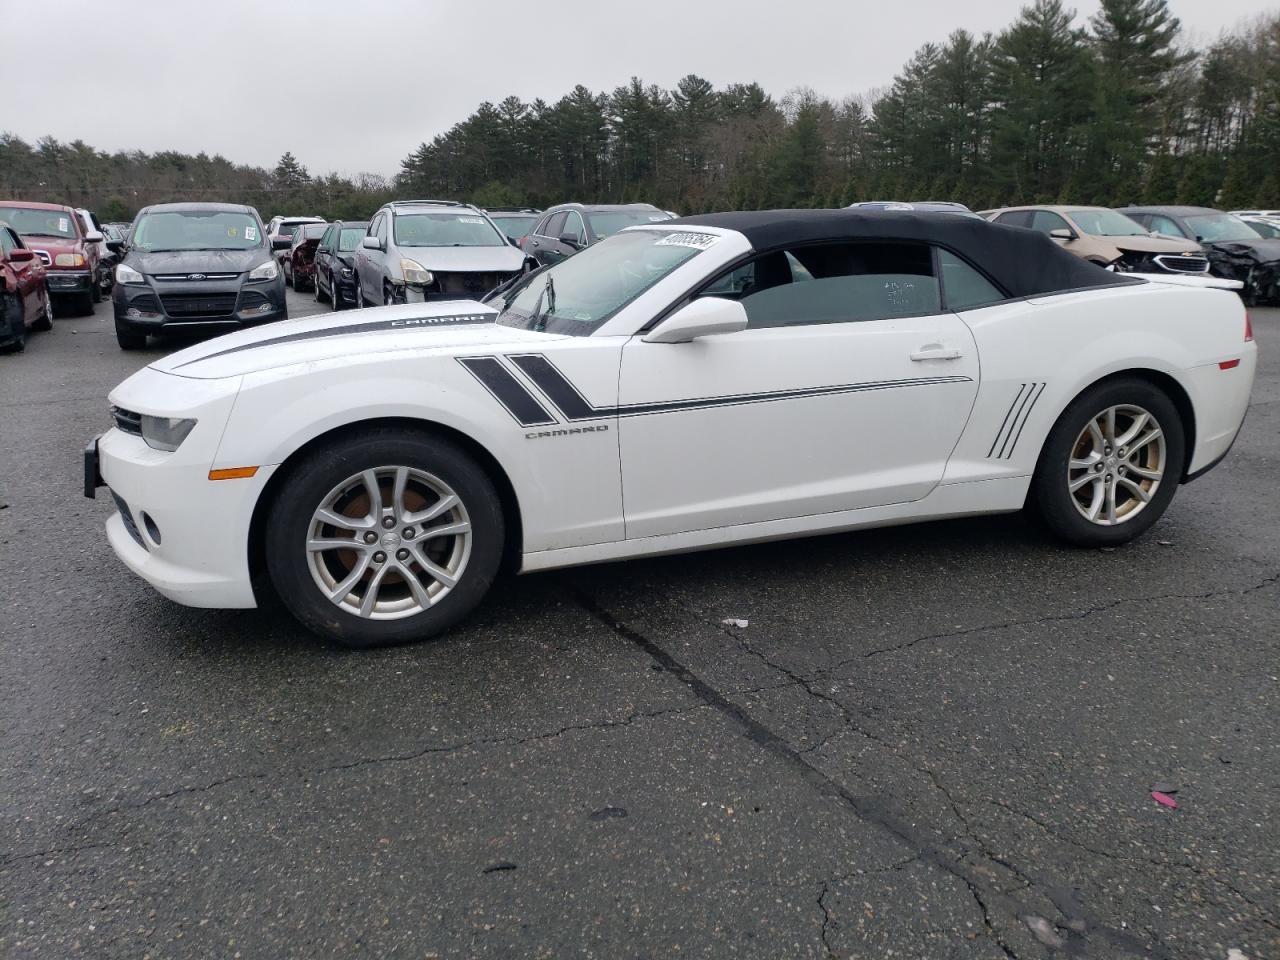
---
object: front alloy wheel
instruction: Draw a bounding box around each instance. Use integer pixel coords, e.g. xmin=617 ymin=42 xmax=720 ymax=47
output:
xmin=265 ymin=428 xmax=504 ymax=647
xmin=306 ymin=466 xmax=473 ymax=620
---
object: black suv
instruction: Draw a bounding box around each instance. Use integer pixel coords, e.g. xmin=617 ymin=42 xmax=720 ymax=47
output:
xmin=112 ymin=203 xmax=287 ymax=350
xmin=524 ymin=203 xmax=672 ymax=266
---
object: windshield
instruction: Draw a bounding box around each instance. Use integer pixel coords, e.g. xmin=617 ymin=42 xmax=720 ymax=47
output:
xmin=1066 ymin=209 xmax=1147 ymax=237
xmin=1185 ymin=213 xmax=1263 ymax=242
xmin=393 ymin=212 xmax=505 ymax=247
xmin=490 ymin=214 xmax=537 ymax=239
xmin=131 ymin=211 xmax=263 ymax=251
xmin=490 ymin=228 xmax=713 ymax=336
xmin=0 ymin=206 xmax=78 ymax=239
xmin=587 ymin=209 xmax=672 ymax=238
xmin=338 ymin=227 xmax=366 ymax=252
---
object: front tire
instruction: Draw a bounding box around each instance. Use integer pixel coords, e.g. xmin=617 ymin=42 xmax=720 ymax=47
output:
xmin=31 ymin=293 xmax=53 ymax=332
xmin=116 ymin=324 xmax=147 ymax=350
xmin=265 ymin=428 xmax=505 ymax=648
xmin=1031 ymin=378 xmax=1185 ymax=546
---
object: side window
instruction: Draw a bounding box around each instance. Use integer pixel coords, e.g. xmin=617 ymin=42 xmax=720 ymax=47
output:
xmin=0 ymin=228 xmax=17 ymax=255
xmin=562 ymin=211 xmax=586 ymax=244
xmin=1029 ymin=210 xmax=1071 ymax=235
xmin=937 ymin=248 xmax=1007 ymax=311
xmin=1148 ymin=215 xmax=1186 ymax=238
xmin=544 ymin=212 xmax=568 ymax=238
xmin=704 ymin=241 xmax=940 ymax=330
xmin=994 ymin=210 xmax=1033 ymax=229
xmin=320 ymin=225 xmax=334 ymax=251
xmin=375 ymin=215 xmax=388 ymax=244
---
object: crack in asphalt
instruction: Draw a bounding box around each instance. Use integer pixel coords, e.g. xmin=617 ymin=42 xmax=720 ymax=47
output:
xmin=2 ymin=703 xmax=710 ymax=865
xmin=835 ymin=573 xmax=1280 ymax=668
xmin=573 ymin=588 xmax=1179 ymax=960
xmin=986 ymin=798 xmax=1280 ymax=934
xmin=817 ymin=881 xmax=836 ymax=958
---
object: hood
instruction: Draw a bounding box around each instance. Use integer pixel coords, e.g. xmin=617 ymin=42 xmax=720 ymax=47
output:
xmin=23 ymin=237 xmax=83 ymax=255
xmin=1205 ymin=237 xmax=1280 ymax=263
xmin=1108 ymin=235 xmax=1202 ymax=255
xmin=150 ymin=300 xmax=567 ymax=380
xmin=392 ymin=245 xmax=525 ymax=272
xmin=126 ymin=247 xmax=271 ymax=276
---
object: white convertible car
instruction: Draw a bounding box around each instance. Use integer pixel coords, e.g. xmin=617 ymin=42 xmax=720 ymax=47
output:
xmin=86 ymin=210 xmax=1256 ymax=647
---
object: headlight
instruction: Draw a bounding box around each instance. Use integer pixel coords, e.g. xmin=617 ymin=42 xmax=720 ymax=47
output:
xmin=140 ymin=415 xmax=197 ymax=452
xmin=340 ymin=267 xmax=353 ymax=279
xmin=248 ymin=260 xmax=278 ymax=281
xmin=399 ymin=259 xmax=433 ymax=285
xmin=55 ymin=253 xmax=87 ymax=267
xmin=116 ymin=263 xmax=145 ymax=284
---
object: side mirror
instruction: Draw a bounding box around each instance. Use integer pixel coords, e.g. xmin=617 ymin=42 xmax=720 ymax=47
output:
xmin=106 ymin=238 xmax=125 ymax=252
xmin=643 ymin=296 xmax=748 ymax=344
xmin=362 ymin=236 xmax=383 ymax=251
xmin=558 ymin=233 xmax=581 ymax=249
xmin=1049 ymin=228 xmax=1073 ymax=241
xmin=84 ymin=230 xmax=105 ymax=243
xmin=7 ymin=248 xmax=34 ymax=262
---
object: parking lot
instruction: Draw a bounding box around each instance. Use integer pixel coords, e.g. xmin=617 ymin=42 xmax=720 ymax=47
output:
xmin=0 ymin=290 xmax=1276 ymax=959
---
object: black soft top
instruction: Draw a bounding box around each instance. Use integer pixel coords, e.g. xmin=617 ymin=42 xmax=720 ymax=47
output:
xmin=674 ymin=209 xmax=1140 ymax=299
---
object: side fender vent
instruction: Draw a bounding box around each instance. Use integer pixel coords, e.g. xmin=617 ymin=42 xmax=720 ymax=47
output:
xmin=987 ymin=382 xmax=1046 ymax=459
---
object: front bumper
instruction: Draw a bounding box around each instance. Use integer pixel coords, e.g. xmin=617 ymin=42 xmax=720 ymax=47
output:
xmin=113 ymin=275 xmax=287 ymax=332
xmin=46 ymin=270 xmax=94 ymax=294
xmin=86 ymin=368 xmax=267 ymax=608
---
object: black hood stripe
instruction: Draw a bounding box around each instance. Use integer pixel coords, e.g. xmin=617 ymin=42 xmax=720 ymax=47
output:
xmin=173 ymin=312 xmax=494 ymax=368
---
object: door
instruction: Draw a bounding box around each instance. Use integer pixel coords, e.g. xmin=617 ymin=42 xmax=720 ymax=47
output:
xmin=316 ymin=225 xmax=335 ymax=292
xmin=357 ymin=214 xmax=387 ymax=301
xmin=530 ymin=212 xmax=568 ymax=266
xmin=617 ymin=240 xmax=980 ymax=539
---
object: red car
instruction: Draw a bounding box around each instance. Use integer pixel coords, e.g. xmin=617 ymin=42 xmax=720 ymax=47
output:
xmin=283 ymin=222 xmax=328 ymax=291
xmin=0 ymin=220 xmax=52 ymax=351
xmin=0 ymin=200 xmax=103 ymax=315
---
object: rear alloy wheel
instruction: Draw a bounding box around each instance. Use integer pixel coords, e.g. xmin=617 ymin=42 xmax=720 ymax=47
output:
xmin=313 ymin=271 xmax=325 ymax=303
xmin=1032 ymin=378 xmax=1184 ymax=546
xmin=330 ymin=274 xmax=342 ymax=311
xmin=32 ymin=294 xmax=53 ymax=332
xmin=265 ymin=430 xmax=504 ymax=647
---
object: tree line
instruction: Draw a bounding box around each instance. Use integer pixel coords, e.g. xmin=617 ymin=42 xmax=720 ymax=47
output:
xmin=1 ymin=0 xmax=1277 ymax=221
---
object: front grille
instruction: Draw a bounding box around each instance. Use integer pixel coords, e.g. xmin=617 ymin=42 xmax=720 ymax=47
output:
xmin=159 ymin=293 xmax=238 ymax=317
xmin=1153 ymin=254 xmax=1209 ymax=274
xmin=153 ymin=272 xmax=239 ymax=282
xmin=109 ymin=489 xmax=147 ymax=551
xmin=429 ymin=270 xmax=519 ymax=297
xmin=32 ymin=249 xmax=52 ymax=266
xmin=111 ymin=405 xmax=143 ymax=436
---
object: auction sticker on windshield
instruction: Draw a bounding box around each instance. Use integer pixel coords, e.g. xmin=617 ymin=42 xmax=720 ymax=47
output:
xmin=655 ymin=232 xmax=719 ymax=250
xmin=244 ymin=226 xmax=257 ymax=241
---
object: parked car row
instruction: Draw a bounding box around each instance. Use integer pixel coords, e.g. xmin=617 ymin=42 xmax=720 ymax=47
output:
xmin=0 ymin=200 xmax=124 ymax=319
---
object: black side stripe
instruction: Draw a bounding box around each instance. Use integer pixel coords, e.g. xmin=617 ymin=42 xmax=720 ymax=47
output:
xmin=456 ymin=357 xmax=557 ymax=427
xmin=509 ymin=353 xmax=973 ymax=421
xmin=988 ymin=381 xmax=1045 ymax=459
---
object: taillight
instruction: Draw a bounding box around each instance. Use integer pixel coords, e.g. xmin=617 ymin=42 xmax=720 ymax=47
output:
xmin=1245 ymin=312 xmax=1254 ymax=342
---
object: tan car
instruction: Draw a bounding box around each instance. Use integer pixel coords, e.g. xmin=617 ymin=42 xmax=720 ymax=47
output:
xmin=982 ymin=205 xmax=1208 ymax=275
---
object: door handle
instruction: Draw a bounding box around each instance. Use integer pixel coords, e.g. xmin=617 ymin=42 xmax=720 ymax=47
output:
xmin=910 ymin=344 xmax=962 ymax=361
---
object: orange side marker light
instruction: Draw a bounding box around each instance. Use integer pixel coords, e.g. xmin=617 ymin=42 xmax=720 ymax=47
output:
xmin=208 ymin=466 xmax=259 ymax=481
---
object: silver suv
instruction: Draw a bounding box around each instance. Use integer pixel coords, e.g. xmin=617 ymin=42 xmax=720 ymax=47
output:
xmin=354 ymin=200 xmax=530 ymax=307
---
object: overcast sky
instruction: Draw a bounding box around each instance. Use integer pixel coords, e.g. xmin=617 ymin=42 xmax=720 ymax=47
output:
xmin=4 ymin=0 xmax=1274 ymax=178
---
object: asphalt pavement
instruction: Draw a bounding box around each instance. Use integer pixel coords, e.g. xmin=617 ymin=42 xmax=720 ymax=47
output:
xmin=1 ymin=287 xmax=1277 ymax=959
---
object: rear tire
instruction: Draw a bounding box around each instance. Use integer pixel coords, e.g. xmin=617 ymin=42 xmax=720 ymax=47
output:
xmin=75 ymin=292 xmax=95 ymax=316
xmin=1031 ymin=377 xmax=1185 ymax=546
xmin=284 ymin=263 xmax=293 ymax=289
xmin=265 ymin=428 xmax=505 ymax=648
xmin=330 ymin=274 xmax=342 ymax=311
